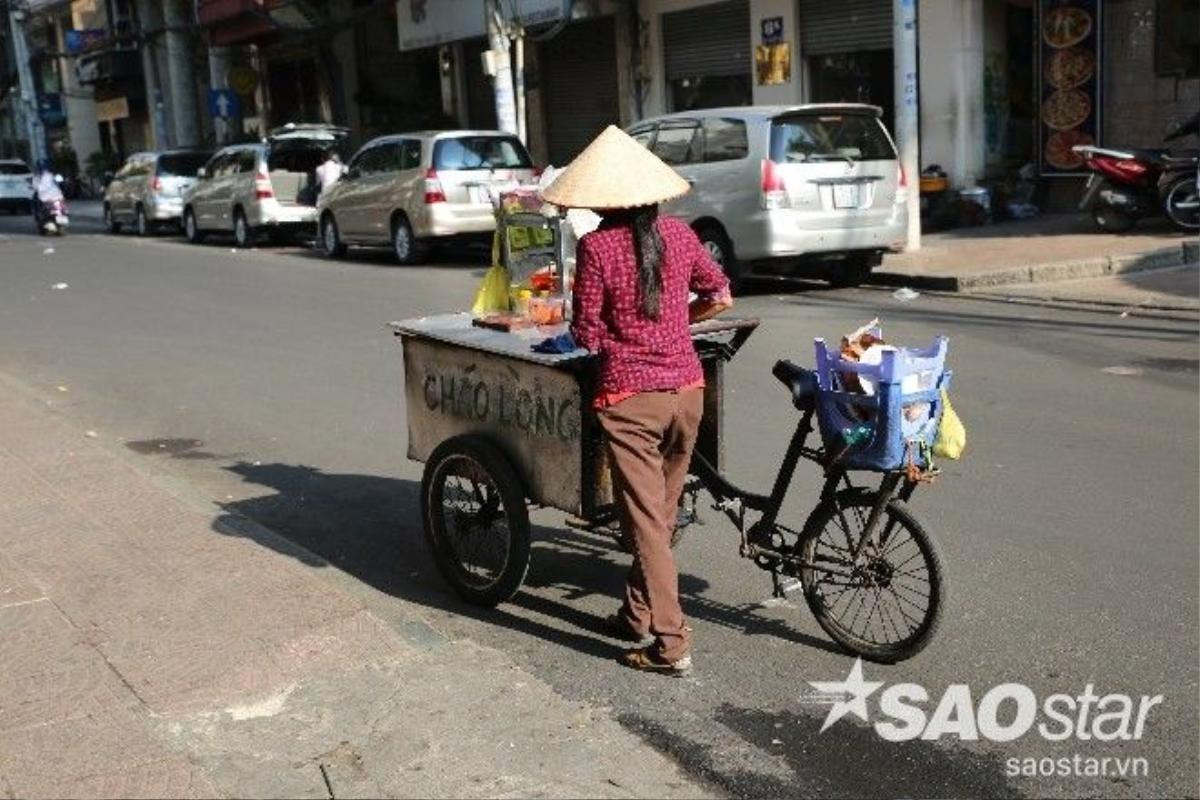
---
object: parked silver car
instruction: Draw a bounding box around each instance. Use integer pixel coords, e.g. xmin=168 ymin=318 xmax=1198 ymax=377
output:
xmin=103 ymin=150 xmax=213 ymax=235
xmin=183 ymin=124 xmax=348 ymax=247
xmin=627 ymin=104 xmax=907 ymax=287
xmin=0 ymin=159 xmax=33 ymax=214
xmin=316 ymin=130 xmax=537 ymax=263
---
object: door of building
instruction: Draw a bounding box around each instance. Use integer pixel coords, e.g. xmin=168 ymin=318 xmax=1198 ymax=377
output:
xmin=661 ymin=0 xmax=752 ymax=112
xmin=540 ymin=16 xmax=620 ymax=165
xmin=800 ymin=0 xmax=894 ymax=132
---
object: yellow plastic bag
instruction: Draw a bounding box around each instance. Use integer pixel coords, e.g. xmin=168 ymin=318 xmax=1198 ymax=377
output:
xmin=471 ymin=265 xmax=511 ymax=315
xmin=933 ymin=389 xmax=966 ymax=459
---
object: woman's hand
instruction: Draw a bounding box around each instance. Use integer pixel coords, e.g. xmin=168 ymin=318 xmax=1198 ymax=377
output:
xmin=688 ymin=295 xmax=733 ymax=324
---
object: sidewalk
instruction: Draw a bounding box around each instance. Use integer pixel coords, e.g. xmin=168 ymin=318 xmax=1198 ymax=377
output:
xmin=876 ymin=213 xmax=1196 ymax=291
xmin=0 ymin=382 xmax=709 ymax=799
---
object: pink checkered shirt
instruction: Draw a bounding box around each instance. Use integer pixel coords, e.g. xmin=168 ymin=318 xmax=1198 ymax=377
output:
xmin=570 ymin=215 xmax=731 ymax=401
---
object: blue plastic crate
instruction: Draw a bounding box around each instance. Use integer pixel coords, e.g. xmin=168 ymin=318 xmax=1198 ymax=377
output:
xmin=813 ymin=336 xmax=951 ymax=471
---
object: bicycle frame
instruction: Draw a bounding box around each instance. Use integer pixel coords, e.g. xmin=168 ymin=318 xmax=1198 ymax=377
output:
xmin=686 ymin=406 xmax=919 ymax=588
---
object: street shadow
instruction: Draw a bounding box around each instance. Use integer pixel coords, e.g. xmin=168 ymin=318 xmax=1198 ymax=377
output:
xmin=618 ymin=704 xmax=1024 ymax=799
xmin=209 ymin=460 xmax=842 ymax=661
xmin=1115 ymin=260 xmax=1199 ymax=301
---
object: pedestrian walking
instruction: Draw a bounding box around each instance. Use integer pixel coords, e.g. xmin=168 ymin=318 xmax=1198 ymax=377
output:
xmin=544 ymin=126 xmax=733 ymax=675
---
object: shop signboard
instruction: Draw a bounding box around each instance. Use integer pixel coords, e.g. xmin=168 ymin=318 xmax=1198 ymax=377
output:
xmin=1037 ymin=0 xmax=1102 ymax=175
xmin=397 ymin=0 xmax=566 ymax=51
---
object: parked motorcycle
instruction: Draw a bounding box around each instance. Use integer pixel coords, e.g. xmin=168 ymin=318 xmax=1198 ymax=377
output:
xmin=33 ymin=195 xmax=70 ymax=236
xmin=1073 ymin=112 xmax=1199 ymax=233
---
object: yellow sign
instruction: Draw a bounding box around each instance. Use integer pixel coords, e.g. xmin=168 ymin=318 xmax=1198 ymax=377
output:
xmin=755 ymin=43 xmax=791 ymax=86
xmin=227 ymin=65 xmax=258 ymax=96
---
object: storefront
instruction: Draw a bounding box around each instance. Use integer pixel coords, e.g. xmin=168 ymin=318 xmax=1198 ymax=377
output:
xmin=660 ymin=0 xmax=752 ymax=111
xmin=539 ymin=15 xmax=621 ymax=163
xmin=800 ymin=0 xmax=894 ymax=131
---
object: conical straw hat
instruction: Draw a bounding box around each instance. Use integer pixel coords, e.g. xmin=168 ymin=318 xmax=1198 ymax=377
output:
xmin=541 ymin=125 xmax=690 ymax=209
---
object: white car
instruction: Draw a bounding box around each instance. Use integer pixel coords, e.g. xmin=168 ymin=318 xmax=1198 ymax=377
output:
xmin=0 ymin=159 xmax=33 ymax=215
xmin=182 ymin=123 xmax=348 ymax=247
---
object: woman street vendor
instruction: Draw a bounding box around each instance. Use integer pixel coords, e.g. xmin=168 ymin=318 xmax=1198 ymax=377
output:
xmin=542 ymin=126 xmax=733 ymax=675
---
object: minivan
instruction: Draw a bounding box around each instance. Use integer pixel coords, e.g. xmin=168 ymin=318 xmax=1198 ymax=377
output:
xmin=103 ymin=149 xmax=213 ymax=235
xmin=316 ymin=130 xmax=537 ymax=263
xmin=627 ymin=104 xmax=907 ymax=287
xmin=183 ymin=124 xmax=348 ymax=247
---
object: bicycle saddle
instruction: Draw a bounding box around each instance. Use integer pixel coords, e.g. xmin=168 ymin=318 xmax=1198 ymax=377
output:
xmin=772 ymin=359 xmax=817 ymax=411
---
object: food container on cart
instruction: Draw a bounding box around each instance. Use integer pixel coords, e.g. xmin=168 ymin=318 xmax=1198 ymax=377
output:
xmin=812 ymin=336 xmax=951 ymax=471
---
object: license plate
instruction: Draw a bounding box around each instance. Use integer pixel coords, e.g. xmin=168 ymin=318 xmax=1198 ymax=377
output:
xmin=469 ymin=185 xmax=490 ymax=204
xmin=833 ymin=183 xmax=860 ymax=209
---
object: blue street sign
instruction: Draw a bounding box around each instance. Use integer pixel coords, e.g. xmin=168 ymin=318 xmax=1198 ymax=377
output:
xmin=207 ymin=89 xmax=240 ymax=120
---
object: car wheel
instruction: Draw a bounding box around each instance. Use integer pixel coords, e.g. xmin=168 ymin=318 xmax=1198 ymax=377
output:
xmin=321 ymin=214 xmax=346 ymax=258
xmin=135 ymin=204 xmax=152 ymax=236
xmin=183 ymin=208 xmax=204 ymax=243
xmin=104 ymin=203 xmax=121 ymax=234
xmin=233 ymin=209 xmax=255 ymax=248
xmin=694 ymin=223 xmax=742 ymax=293
xmin=828 ymin=254 xmax=875 ymax=288
xmin=392 ymin=215 xmax=424 ymax=265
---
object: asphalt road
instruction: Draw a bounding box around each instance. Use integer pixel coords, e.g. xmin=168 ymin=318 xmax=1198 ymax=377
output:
xmin=1 ymin=216 xmax=1197 ymax=799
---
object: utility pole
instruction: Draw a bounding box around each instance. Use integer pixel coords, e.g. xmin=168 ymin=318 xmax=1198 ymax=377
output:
xmin=7 ymin=3 xmax=47 ymax=164
xmin=893 ymin=0 xmax=920 ymax=250
xmin=162 ymin=0 xmax=199 ymax=147
xmin=485 ymin=0 xmax=518 ymax=136
xmin=133 ymin=0 xmax=168 ymax=149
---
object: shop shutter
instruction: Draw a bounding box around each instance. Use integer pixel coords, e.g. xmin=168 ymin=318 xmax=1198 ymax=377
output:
xmin=800 ymin=0 xmax=892 ymax=55
xmin=541 ymin=16 xmax=620 ymax=165
xmin=662 ymin=0 xmax=751 ymax=80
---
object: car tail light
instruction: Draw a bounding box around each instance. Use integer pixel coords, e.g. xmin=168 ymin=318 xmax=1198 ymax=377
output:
xmin=254 ymin=171 xmax=274 ymax=199
xmin=760 ymin=159 xmax=787 ymax=209
xmin=424 ymin=168 xmax=446 ymax=204
xmin=531 ymin=166 xmax=544 ymax=180
xmin=151 ymin=176 xmax=162 ymax=192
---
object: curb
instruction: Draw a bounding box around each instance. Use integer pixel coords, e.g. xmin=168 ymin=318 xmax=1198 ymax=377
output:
xmin=873 ymin=242 xmax=1194 ymax=292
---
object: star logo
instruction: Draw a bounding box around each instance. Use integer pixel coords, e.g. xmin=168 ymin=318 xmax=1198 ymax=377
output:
xmin=807 ymin=659 xmax=884 ymax=733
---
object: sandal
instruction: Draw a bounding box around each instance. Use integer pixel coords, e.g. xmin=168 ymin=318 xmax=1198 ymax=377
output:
xmin=619 ymin=647 xmax=692 ymax=675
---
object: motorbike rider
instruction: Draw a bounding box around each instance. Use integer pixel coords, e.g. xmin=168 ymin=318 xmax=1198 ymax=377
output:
xmin=32 ymin=160 xmax=64 ymax=214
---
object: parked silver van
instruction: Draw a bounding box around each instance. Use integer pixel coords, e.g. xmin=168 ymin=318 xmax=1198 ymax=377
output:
xmin=316 ymin=130 xmax=537 ymax=263
xmin=103 ymin=150 xmax=213 ymax=235
xmin=182 ymin=124 xmax=347 ymax=247
xmin=627 ymin=104 xmax=907 ymax=287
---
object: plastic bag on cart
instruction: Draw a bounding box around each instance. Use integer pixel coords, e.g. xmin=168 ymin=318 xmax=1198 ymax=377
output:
xmin=933 ymin=389 xmax=967 ymax=459
xmin=472 ymin=265 xmax=511 ymax=315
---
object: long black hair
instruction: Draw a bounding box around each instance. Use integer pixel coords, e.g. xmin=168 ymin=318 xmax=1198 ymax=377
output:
xmin=603 ymin=204 xmax=663 ymax=319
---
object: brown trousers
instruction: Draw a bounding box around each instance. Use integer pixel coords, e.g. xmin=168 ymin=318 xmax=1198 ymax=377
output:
xmin=598 ymin=389 xmax=703 ymax=661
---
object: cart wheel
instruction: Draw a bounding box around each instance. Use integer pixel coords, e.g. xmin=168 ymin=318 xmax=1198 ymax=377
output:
xmin=421 ymin=435 xmax=531 ymax=606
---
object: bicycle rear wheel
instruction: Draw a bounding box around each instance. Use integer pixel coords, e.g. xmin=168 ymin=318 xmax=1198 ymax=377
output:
xmin=797 ymin=489 xmax=946 ymax=663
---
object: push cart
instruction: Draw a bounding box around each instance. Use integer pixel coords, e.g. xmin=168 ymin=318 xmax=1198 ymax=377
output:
xmin=389 ymin=313 xmax=949 ymax=663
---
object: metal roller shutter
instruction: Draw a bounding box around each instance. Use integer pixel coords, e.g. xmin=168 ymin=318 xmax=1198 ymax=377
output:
xmin=541 ymin=16 xmax=620 ymax=164
xmin=800 ymin=0 xmax=892 ymax=55
xmin=662 ymin=0 xmax=751 ymax=80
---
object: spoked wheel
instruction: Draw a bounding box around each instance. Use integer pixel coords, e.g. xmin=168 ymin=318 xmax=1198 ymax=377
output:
xmin=420 ymin=436 xmax=531 ymax=606
xmin=1164 ymin=175 xmax=1200 ymax=232
xmin=796 ymin=489 xmax=946 ymax=663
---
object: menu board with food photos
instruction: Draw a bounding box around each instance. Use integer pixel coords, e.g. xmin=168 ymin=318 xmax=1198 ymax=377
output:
xmin=1038 ymin=0 xmax=1102 ymax=175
